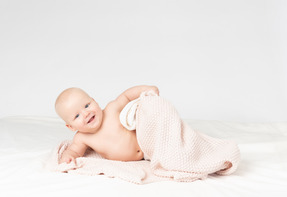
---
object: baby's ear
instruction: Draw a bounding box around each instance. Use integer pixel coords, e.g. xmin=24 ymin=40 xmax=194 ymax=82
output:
xmin=66 ymin=124 xmax=77 ymax=132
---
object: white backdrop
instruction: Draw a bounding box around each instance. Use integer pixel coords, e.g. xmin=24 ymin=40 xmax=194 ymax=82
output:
xmin=0 ymin=0 xmax=286 ymax=122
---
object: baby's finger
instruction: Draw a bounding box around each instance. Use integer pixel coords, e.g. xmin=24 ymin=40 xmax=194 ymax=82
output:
xmin=66 ymin=158 xmax=72 ymax=163
xmin=71 ymin=157 xmax=77 ymax=166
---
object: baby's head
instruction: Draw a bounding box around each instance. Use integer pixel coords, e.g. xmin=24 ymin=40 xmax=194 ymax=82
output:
xmin=55 ymin=88 xmax=103 ymax=133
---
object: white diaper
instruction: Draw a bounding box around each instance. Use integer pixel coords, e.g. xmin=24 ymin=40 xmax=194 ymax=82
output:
xmin=119 ymin=98 xmax=140 ymax=130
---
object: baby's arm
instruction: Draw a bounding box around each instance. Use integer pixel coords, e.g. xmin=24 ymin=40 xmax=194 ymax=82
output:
xmin=116 ymin=85 xmax=159 ymax=105
xmin=59 ymin=134 xmax=88 ymax=164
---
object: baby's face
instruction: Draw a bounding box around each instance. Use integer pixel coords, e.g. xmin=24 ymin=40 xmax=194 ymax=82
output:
xmin=58 ymin=90 xmax=103 ymax=133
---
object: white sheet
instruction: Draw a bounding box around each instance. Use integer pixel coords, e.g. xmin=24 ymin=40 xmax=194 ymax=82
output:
xmin=0 ymin=116 xmax=286 ymax=197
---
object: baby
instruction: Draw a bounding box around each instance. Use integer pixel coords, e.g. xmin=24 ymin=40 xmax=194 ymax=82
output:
xmin=55 ymin=85 xmax=159 ymax=164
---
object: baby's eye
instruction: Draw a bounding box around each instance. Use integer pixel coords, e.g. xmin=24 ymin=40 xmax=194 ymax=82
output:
xmin=75 ymin=114 xmax=79 ymax=119
xmin=85 ymin=103 xmax=90 ymax=108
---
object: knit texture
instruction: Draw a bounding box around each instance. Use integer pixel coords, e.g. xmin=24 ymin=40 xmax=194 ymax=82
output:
xmin=136 ymin=93 xmax=240 ymax=181
xmin=45 ymin=140 xmax=167 ymax=184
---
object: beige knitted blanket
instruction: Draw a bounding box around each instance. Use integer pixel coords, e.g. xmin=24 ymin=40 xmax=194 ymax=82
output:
xmin=45 ymin=94 xmax=240 ymax=184
xmin=136 ymin=94 xmax=240 ymax=181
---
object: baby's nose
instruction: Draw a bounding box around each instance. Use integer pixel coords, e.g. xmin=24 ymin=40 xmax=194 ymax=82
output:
xmin=83 ymin=110 xmax=90 ymax=118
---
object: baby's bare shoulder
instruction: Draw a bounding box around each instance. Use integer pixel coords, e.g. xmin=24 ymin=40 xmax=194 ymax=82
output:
xmin=104 ymin=99 xmax=123 ymax=112
xmin=73 ymin=132 xmax=99 ymax=151
xmin=73 ymin=132 xmax=88 ymax=144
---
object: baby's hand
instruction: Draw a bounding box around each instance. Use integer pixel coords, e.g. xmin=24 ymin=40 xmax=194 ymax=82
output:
xmin=150 ymin=86 xmax=160 ymax=96
xmin=59 ymin=149 xmax=78 ymax=165
xmin=59 ymin=155 xmax=76 ymax=164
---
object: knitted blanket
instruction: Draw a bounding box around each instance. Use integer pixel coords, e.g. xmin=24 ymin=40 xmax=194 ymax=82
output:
xmin=45 ymin=94 xmax=240 ymax=184
xmin=136 ymin=93 xmax=240 ymax=181
xmin=45 ymin=140 xmax=165 ymax=184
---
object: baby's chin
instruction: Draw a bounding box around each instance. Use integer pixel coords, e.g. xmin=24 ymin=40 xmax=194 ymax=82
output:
xmin=80 ymin=124 xmax=102 ymax=134
xmin=78 ymin=130 xmax=97 ymax=134
xmin=77 ymin=128 xmax=97 ymax=134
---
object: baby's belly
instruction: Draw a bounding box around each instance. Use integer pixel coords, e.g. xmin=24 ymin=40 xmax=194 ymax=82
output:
xmin=115 ymin=146 xmax=144 ymax=161
xmin=106 ymin=133 xmax=144 ymax=161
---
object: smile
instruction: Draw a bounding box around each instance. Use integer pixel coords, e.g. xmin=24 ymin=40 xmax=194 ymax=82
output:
xmin=87 ymin=115 xmax=95 ymax=124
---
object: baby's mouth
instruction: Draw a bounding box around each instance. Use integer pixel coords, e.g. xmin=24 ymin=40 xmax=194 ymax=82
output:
xmin=87 ymin=115 xmax=95 ymax=124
